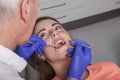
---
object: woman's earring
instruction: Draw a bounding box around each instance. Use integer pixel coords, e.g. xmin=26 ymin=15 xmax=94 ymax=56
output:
xmin=38 ymin=54 xmax=46 ymax=62
xmin=42 ymin=59 xmax=46 ymax=62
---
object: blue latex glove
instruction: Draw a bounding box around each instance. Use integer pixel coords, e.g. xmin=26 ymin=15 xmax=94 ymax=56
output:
xmin=66 ymin=39 xmax=91 ymax=80
xmin=14 ymin=34 xmax=46 ymax=59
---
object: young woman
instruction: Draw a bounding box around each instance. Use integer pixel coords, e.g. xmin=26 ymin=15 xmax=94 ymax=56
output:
xmin=28 ymin=16 xmax=120 ymax=80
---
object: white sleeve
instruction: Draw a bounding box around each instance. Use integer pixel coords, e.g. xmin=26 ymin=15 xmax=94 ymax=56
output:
xmin=0 ymin=61 xmax=25 ymax=80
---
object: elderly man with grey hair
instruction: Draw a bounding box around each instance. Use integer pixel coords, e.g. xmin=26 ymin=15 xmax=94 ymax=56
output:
xmin=0 ymin=0 xmax=44 ymax=80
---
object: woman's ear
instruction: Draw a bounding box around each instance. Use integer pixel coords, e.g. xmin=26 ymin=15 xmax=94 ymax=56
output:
xmin=20 ymin=0 xmax=31 ymax=22
xmin=38 ymin=54 xmax=46 ymax=60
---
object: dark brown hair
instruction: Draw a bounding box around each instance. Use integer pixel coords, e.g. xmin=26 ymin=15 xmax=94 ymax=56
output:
xmin=27 ymin=53 xmax=55 ymax=80
xmin=28 ymin=16 xmax=61 ymax=80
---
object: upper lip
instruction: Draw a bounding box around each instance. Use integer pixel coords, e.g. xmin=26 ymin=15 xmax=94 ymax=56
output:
xmin=54 ymin=38 xmax=65 ymax=49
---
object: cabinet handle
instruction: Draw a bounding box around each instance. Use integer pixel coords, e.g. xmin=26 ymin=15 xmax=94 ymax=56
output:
xmin=116 ymin=1 xmax=120 ymax=4
xmin=55 ymin=15 xmax=66 ymax=20
xmin=41 ymin=3 xmax=66 ymax=11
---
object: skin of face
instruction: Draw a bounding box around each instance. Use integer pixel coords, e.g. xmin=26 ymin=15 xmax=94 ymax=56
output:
xmin=34 ymin=19 xmax=73 ymax=63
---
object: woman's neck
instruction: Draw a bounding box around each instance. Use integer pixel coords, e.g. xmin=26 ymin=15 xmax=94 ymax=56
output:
xmin=50 ymin=58 xmax=89 ymax=80
xmin=50 ymin=58 xmax=71 ymax=79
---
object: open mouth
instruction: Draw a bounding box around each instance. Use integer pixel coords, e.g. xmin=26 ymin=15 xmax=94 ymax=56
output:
xmin=54 ymin=39 xmax=66 ymax=49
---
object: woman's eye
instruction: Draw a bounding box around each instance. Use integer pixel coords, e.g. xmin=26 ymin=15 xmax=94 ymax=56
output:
xmin=39 ymin=33 xmax=47 ymax=40
xmin=55 ymin=26 xmax=62 ymax=31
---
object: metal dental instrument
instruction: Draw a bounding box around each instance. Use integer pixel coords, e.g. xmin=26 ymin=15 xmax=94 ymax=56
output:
xmin=57 ymin=33 xmax=99 ymax=52
xmin=27 ymin=40 xmax=55 ymax=48
xmin=46 ymin=39 xmax=99 ymax=52
xmin=27 ymin=41 xmax=34 ymax=44
xmin=27 ymin=41 xmax=56 ymax=48
xmin=68 ymin=40 xmax=98 ymax=52
xmin=47 ymin=45 xmax=55 ymax=48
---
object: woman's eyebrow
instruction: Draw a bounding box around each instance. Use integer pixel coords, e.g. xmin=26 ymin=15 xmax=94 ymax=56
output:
xmin=37 ymin=28 xmax=46 ymax=35
xmin=52 ymin=23 xmax=59 ymax=27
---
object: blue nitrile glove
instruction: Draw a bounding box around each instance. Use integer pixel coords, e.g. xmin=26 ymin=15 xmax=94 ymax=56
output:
xmin=14 ymin=34 xmax=46 ymax=59
xmin=66 ymin=39 xmax=91 ymax=80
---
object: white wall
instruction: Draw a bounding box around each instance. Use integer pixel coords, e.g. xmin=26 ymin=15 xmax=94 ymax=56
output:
xmin=69 ymin=16 xmax=120 ymax=66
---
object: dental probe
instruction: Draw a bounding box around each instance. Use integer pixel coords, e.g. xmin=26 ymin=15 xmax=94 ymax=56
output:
xmin=27 ymin=41 xmax=34 ymax=44
xmin=69 ymin=40 xmax=98 ymax=52
xmin=27 ymin=41 xmax=54 ymax=47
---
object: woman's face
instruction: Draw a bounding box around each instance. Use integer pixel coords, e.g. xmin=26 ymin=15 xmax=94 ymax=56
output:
xmin=34 ymin=19 xmax=72 ymax=62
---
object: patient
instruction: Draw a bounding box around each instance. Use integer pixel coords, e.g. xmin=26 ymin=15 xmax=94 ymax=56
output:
xmin=28 ymin=16 xmax=120 ymax=80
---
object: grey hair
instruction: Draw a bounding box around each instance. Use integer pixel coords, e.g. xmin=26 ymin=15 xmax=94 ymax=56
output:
xmin=0 ymin=0 xmax=33 ymax=22
xmin=0 ymin=0 xmax=19 ymax=22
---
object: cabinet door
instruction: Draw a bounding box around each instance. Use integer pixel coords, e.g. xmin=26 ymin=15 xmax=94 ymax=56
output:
xmin=114 ymin=0 xmax=120 ymax=8
xmin=84 ymin=0 xmax=119 ymax=17
xmin=38 ymin=0 xmax=83 ymax=16
xmin=48 ymin=7 xmax=84 ymax=23
xmin=37 ymin=0 xmax=120 ymax=24
xmin=38 ymin=0 xmax=84 ymax=23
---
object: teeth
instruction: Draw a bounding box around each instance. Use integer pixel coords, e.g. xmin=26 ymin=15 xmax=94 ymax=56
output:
xmin=55 ymin=40 xmax=64 ymax=48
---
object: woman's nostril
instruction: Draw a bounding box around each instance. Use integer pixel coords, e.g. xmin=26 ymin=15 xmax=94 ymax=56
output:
xmin=53 ymin=34 xmax=55 ymax=37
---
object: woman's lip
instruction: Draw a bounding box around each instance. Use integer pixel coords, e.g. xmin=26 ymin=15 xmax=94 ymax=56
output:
xmin=56 ymin=44 xmax=64 ymax=49
xmin=55 ymin=42 xmax=66 ymax=49
xmin=54 ymin=38 xmax=64 ymax=43
xmin=54 ymin=38 xmax=65 ymax=49
xmin=54 ymin=38 xmax=64 ymax=45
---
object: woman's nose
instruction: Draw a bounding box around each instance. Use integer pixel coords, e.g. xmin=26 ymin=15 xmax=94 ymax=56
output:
xmin=53 ymin=32 xmax=57 ymax=37
xmin=50 ymin=30 xmax=58 ymax=38
xmin=52 ymin=32 xmax=58 ymax=38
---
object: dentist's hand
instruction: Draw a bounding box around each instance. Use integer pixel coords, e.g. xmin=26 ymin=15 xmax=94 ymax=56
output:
xmin=66 ymin=39 xmax=91 ymax=80
xmin=14 ymin=34 xmax=46 ymax=60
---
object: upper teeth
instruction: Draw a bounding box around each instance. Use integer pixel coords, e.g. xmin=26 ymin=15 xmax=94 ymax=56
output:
xmin=55 ymin=40 xmax=64 ymax=48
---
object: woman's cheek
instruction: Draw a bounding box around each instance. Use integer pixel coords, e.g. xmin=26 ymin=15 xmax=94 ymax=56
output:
xmin=43 ymin=46 xmax=54 ymax=55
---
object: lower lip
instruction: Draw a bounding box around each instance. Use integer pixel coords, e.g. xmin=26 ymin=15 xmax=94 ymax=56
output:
xmin=56 ymin=43 xmax=66 ymax=49
xmin=56 ymin=45 xmax=64 ymax=49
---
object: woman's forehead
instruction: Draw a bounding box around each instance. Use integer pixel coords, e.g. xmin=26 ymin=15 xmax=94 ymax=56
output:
xmin=34 ymin=19 xmax=59 ymax=33
xmin=36 ymin=19 xmax=61 ymax=29
xmin=38 ymin=19 xmax=57 ymax=25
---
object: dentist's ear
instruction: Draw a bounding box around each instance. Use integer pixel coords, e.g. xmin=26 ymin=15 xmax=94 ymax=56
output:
xmin=20 ymin=0 xmax=31 ymax=22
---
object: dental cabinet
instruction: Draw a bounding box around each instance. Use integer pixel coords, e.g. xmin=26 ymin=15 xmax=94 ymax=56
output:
xmin=84 ymin=0 xmax=120 ymax=17
xmin=38 ymin=0 xmax=84 ymax=23
xmin=38 ymin=0 xmax=120 ymax=29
